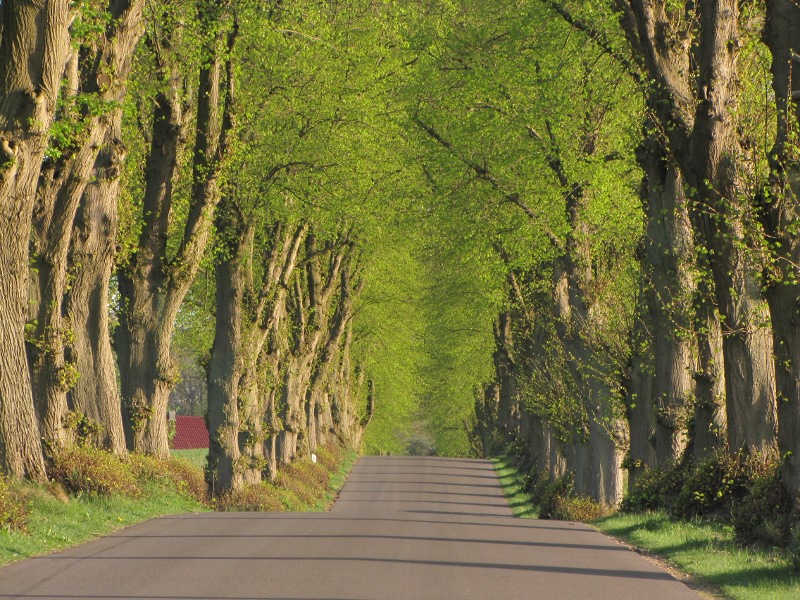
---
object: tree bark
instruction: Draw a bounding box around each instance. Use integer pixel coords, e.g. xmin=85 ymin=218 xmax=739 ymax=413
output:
xmin=625 ymin=281 xmax=656 ymax=483
xmin=118 ymin=9 xmax=236 ymax=456
xmin=207 ymin=218 xmax=305 ymax=492
xmin=639 ymin=135 xmax=697 ymax=467
xmin=65 ymin=120 xmax=126 ymax=453
xmin=618 ymin=0 xmax=778 ymax=456
xmin=762 ymin=0 xmax=800 ymax=498
xmin=277 ymin=236 xmax=347 ymax=463
xmin=691 ymin=287 xmax=727 ymax=460
xmin=206 ymin=224 xmax=248 ymax=494
xmin=0 ymin=0 xmax=71 ymax=479
xmin=28 ymin=0 xmax=145 ymax=450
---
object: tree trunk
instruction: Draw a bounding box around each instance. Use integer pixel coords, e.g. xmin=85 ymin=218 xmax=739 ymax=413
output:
xmin=118 ymin=11 xmax=236 ymax=456
xmin=686 ymin=0 xmax=777 ymax=455
xmin=638 ymin=136 xmax=697 ymax=467
xmin=66 ymin=121 xmax=126 ymax=453
xmin=207 ymin=231 xmax=247 ymax=493
xmin=762 ymin=0 xmax=800 ymax=498
xmin=625 ymin=288 xmax=656 ymax=483
xmin=691 ymin=290 xmax=727 ymax=460
xmin=28 ymin=0 xmax=145 ymax=450
xmin=618 ymin=0 xmax=778 ymax=457
xmin=0 ymin=0 xmax=71 ymax=480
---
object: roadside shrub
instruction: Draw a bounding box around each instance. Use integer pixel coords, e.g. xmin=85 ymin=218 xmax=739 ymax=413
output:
xmin=275 ymin=460 xmax=327 ymax=506
xmin=165 ymin=457 xmax=208 ymax=503
xmin=283 ymin=460 xmax=329 ymax=488
xmin=315 ymin=446 xmax=340 ymax=471
xmin=550 ymin=495 xmax=610 ymax=522
xmin=0 ymin=476 xmax=27 ymax=531
xmin=216 ymin=483 xmax=283 ymax=512
xmin=49 ymin=446 xmax=139 ymax=497
xmin=538 ymin=474 xmax=575 ymax=520
xmin=523 ymin=465 xmax=543 ymax=494
xmin=622 ymin=467 xmax=686 ymax=513
xmin=672 ymin=452 xmax=773 ymax=519
xmin=505 ymin=438 xmax=529 ymax=464
xmin=732 ymin=460 xmax=791 ymax=547
xmin=789 ymin=522 xmax=800 ymax=574
xmin=128 ymin=453 xmax=208 ymax=504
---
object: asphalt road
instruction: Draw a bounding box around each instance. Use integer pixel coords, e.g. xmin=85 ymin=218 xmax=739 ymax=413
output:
xmin=0 ymin=456 xmax=700 ymax=599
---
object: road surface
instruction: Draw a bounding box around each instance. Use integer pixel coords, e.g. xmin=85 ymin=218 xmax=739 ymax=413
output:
xmin=0 ymin=456 xmax=700 ymax=599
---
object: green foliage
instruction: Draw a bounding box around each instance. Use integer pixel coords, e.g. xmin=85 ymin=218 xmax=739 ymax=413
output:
xmin=275 ymin=461 xmax=328 ymax=506
xmin=621 ymin=467 xmax=687 ymax=513
xmin=216 ymin=484 xmax=283 ymax=512
xmin=63 ymin=411 xmax=102 ymax=447
xmin=672 ymin=452 xmax=770 ymax=519
xmin=534 ymin=473 xmax=576 ymax=521
xmin=731 ymin=461 xmax=793 ymax=548
xmin=548 ymin=495 xmax=610 ymax=522
xmin=0 ymin=477 xmax=28 ymax=532
xmin=49 ymin=447 xmax=139 ymax=497
xmin=314 ymin=445 xmax=344 ymax=472
xmin=621 ymin=452 xmax=797 ymax=554
xmin=127 ymin=454 xmax=209 ymax=505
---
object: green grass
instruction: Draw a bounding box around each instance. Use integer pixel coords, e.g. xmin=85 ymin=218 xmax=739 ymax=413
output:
xmin=171 ymin=448 xmax=208 ymax=471
xmin=492 ymin=455 xmax=537 ymax=518
xmin=491 ymin=455 xmax=800 ymax=599
xmin=0 ymin=480 xmax=207 ymax=566
xmin=594 ymin=512 xmax=800 ymax=600
xmin=313 ymin=449 xmax=358 ymax=511
xmin=1 ymin=447 xmax=358 ymax=567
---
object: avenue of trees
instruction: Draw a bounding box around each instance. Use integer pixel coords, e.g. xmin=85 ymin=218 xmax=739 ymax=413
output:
xmin=1 ymin=0 xmax=800 ymax=523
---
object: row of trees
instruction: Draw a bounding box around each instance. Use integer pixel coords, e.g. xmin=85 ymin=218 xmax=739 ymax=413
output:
xmin=0 ymin=0 xmax=424 ymax=494
xmin=2 ymin=0 xmax=799 ymax=508
xmin=442 ymin=0 xmax=800 ymax=506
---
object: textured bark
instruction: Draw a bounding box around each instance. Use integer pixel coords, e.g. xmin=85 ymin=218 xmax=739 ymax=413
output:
xmin=762 ymin=0 xmax=800 ymax=498
xmin=118 ymin=11 xmax=236 ymax=456
xmin=625 ymin=285 xmax=656 ymax=483
xmin=29 ymin=0 xmax=145 ymax=450
xmin=65 ymin=120 xmax=126 ymax=453
xmin=277 ymin=236 xmax=347 ymax=463
xmin=691 ymin=289 xmax=727 ymax=460
xmin=545 ymin=128 xmax=625 ymax=505
xmin=306 ymin=264 xmax=360 ymax=452
xmin=0 ymin=0 xmax=71 ymax=479
xmin=639 ymin=137 xmax=697 ymax=467
xmin=492 ymin=311 xmax=520 ymax=443
xmin=207 ymin=219 xmax=305 ymax=492
xmin=618 ymin=0 xmax=778 ymax=456
xmin=207 ymin=227 xmax=248 ymax=494
xmin=687 ymin=1 xmax=776 ymax=455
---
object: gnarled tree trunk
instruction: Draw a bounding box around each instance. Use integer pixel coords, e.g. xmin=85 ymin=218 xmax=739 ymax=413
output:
xmin=762 ymin=0 xmax=800 ymax=499
xmin=29 ymin=0 xmax=145 ymax=450
xmin=118 ymin=10 xmax=236 ymax=456
xmin=0 ymin=0 xmax=71 ymax=479
xmin=66 ymin=121 xmax=126 ymax=453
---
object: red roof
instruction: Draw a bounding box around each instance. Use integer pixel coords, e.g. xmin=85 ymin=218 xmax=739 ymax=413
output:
xmin=172 ymin=416 xmax=209 ymax=449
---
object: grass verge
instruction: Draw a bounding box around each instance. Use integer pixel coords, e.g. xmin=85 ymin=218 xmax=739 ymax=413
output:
xmin=594 ymin=512 xmax=799 ymax=600
xmin=492 ymin=455 xmax=537 ymax=518
xmin=0 ymin=478 xmax=207 ymax=566
xmin=171 ymin=448 xmax=208 ymax=472
xmin=314 ymin=449 xmax=357 ymax=511
xmin=492 ymin=455 xmax=800 ymax=600
xmin=1 ymin=446 xmax=358 ymax=567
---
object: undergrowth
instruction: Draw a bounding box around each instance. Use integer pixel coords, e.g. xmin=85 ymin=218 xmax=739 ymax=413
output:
xmin=0 ymin=443 xmax=356 ymax=566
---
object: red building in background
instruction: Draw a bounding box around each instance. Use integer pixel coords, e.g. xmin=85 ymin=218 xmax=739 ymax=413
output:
xmin=171 ymin=415 xmax=209 ymax=449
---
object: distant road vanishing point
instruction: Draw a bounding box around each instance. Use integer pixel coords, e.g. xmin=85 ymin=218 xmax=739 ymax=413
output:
xmin=0 ymin=456 xmax=700 ymax=599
